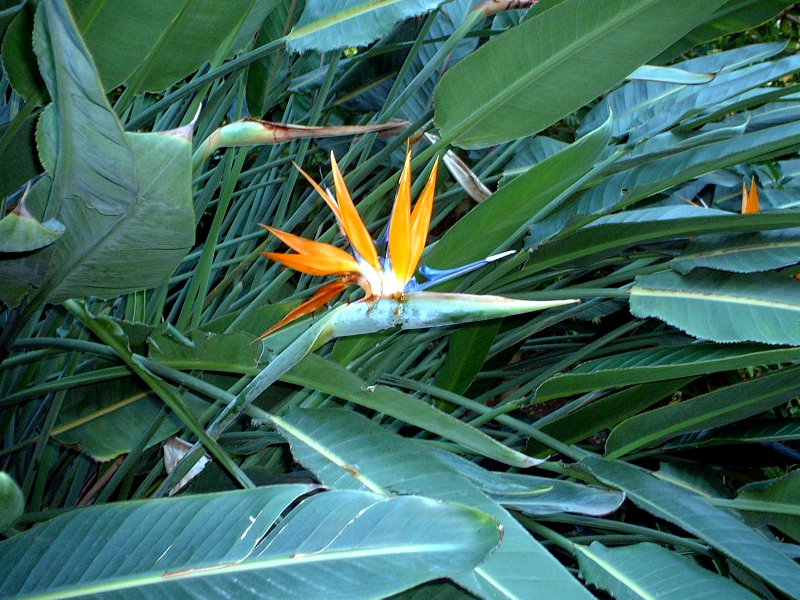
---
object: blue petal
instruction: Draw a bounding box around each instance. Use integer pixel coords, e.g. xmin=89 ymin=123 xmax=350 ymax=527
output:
xmin=413 ymin=251 xmax=516 ymax=290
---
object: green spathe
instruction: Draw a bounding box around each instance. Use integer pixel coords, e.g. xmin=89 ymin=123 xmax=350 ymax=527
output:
xmin=209 ymin=293 xmax=577 ymax=437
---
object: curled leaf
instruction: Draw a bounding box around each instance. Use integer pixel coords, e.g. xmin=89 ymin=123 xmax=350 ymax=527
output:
xmin=0 ymin=190 xmax=64 ymax=252
xmin=193 ymin=118 xmax=408 ymax=169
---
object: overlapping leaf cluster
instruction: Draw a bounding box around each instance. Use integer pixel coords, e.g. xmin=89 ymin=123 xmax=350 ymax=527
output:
xmin=2 ymin=1 xmax=800 ymax=598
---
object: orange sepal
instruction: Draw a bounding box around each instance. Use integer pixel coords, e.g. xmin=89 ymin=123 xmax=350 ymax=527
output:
xmin=255 ymin=279 xmax=350 ymax=340
xmin=329 ymin=153 xmax=380 ymax=270
xmin=293 ymin=163 xmax=343 ymax=225
xmin=742 ymin=176 xmax=760 ymax=214
xmin=389 ymin=148 xmax=413 ymax=285
xmin=262 ymin=225 xmax=361 ymax=275
xmin=264 ymin=251 xmax=360 ymax=277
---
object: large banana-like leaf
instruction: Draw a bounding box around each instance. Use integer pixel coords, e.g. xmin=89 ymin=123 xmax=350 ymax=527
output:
xmin=738 ymin=472 xmax=800 ymax=542
xmin=53 ymin=377 xmax=209 ymax=462
xmin=576 ymin=542 xmax=760 ymax=599
xmin=273 ymin=408 xmax=594 ymax=600
xmin=605 ymin=365 xmax=800 ymax=457
xmin=655 ymin=0 xmax=796 ymax=63
xmin=434 ymin=0 xmax=727 ymax=148
xmin=2 ymin=0 xmax=195 ymax=307
xmin=0 ymin=485 xmax=501 ymax=598
xmin=629 ymin=53 xmax=800 ymax=142
xmin=535 ymin=343 xmax=800 ymax=400
xmin=73 ymin=0 xmax=260 ymax=93
xmin=629 ymin=270 xmax=800 ymax=345
xmin=525 ymin=380 xmax=691 ymax=457
xmin=286 ymin=0 xmax=447 ymax=53
xmin=432 ymin=450 xmax=624 ymax=517
xmin=287 ymin=355 xmax=538 ymax=468
xmin=670 ymin=228 xmax=800 ymax=274
xmin=145 ymin=328 xmax=539 ymax=468
xmin=581 ymin=42 xmax=788 ymax=137
xmin=519 ymin=207 xmax=800 ymax=280
xmin=576 ymin=457 xmax=800 ymax=598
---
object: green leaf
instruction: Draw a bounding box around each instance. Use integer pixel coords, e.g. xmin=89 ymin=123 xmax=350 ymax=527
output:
xmin=35 ymin=102 xmax=57 ymax=175
xmin=273 ymin=408 xmax=594 ymax=600
xmin=605 ymin=365 xmax=800 ymax=457
xmin=149 ymin=330 xmax=262 ymax=373
xmin=655 ymin=0 xmax=797 ymax=63
xmin=22 ymin=0 xmax=195 ymax=303
xmin=581 ymin=42 xmax=787 ymax=136
xmin=524 ymin=207 xmax=800 ymax=276
xmin=0 ymin=472 xmax=24 ymax=532
xmin=434 ymin=0 xmax=726 ymax=148
xmin=576 ymin=456 xmax=800 ymax=598
xmin=629 ymin=53 xmax=800 ymax=142
xmin=0 ymin=206 xmax=63 ymax=252
xmin=68 ymin=0 xmax=261 ymax=93
xmin=43 ymin=131 xmax=194 ymax=302
xmin=576 ymin=541 xmax=760 ymax=600
xmin=629 ymin=270 xmax=800 ymax=346
xmin=526 ymin=379 xmax=692 ymax=456
xmin=0 ymin=177 xmax=55 ymax=307
xmin=0 ymin=113 xmax=41 ymax=199
xmin=667 ymin=419 xmax=800 ymax=451
xmin=427 ymin=112 xmax=612 ymax=269
xmin=286 ymin=354 xmax=537 ymax=468
xmin=0 ymin=1 xmax=23 ymax=39
xmin=1 ymin=1 xmax=46 ymax=100
xmin=535 ymin=343 xmax=800 ymax=401
xmin=433 ymin=451 xmax=625 ymax=517
xmin=34 ymin=0 xmax=136 ymax=217
xmin=0 ymin=485 xmax=501 ymax=598
xmin=434 ymin=321 xmax=499 ymax=395
xmin=670 ymin=229 xmax=800 ymax=274
xmin=738 ymin=471 xmax=800 ymax=542
xmin=286 ymin=0 xmax=447 ymax=53
xmin=53 ymin=377 xmax=208 ymax=462
xmin=245 ymin=0 xmax=295 ymax=116
xmin=534 ymin=118 xmax=800 ymax=243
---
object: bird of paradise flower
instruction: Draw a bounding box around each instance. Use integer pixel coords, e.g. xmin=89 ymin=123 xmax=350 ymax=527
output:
xmin=259 ymin=148 xmax=558 ymax=338
xmin=208 ymin=146 xmax=576 ymax=437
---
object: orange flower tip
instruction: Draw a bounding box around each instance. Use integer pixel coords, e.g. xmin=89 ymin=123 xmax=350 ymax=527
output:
xmin=741 ymin=176 xmax=760 ymax=215
xmin=254 ymin=279 xmax=350 ymax=340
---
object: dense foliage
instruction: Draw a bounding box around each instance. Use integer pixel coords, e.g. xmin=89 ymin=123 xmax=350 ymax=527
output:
xmin=2 ymin=0 xmax=800 ymax=598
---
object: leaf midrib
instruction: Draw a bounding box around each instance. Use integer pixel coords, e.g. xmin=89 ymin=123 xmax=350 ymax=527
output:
xmin=609 ymin=375 xmax=800 ymax=456
xmin=442 ymin=0 xmax=667 ymax=144
xmin=631 ymin=287 xmax=800 ymax=311
xmin=23 ymin=544 xmax=466 ymax=600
